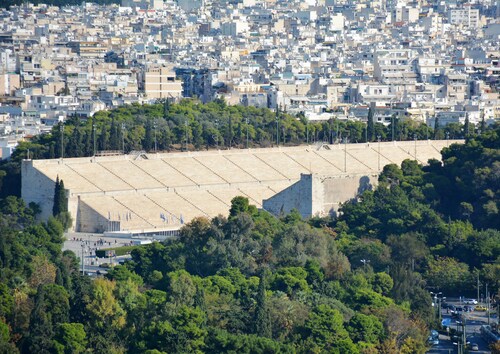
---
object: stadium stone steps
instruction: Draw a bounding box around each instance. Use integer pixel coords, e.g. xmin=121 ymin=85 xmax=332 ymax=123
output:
xmin=69 ymin=162 xmax=133 ymax=191
xmin=224 ymin=153 xmax=285 ymax=181
xmin=37 ymin=162 xmax=102 ymax=193
xmin=79 ymin=195 xmax=151 ymax=231
xmin=98 ymin=160 xmax=165 ymax=189
xmin=177 ymin=190 xmax=230 ymax=218
xmin=252 ymin=152 xmax=304 ymax=179
xmin=193 ymin=155 xmax=257 ymax=184
xmin=165 ymin=157 xmax=226 ymax=185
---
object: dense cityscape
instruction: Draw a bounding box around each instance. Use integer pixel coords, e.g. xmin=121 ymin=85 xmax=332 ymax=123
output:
xmin=0 ymin=0 xmax=499 ymax=156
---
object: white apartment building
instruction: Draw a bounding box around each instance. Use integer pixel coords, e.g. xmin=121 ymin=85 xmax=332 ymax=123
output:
xmin=0 ymin=74 xmax=20 ymax=96
xmin=392 ymin=6 xmax=419 ymax=23
xmin=448 ymin=7 xmax=480 ymax=28
xmin=144 ymin=66 xmax=183 ymax=100
xmin=421 ymin=12 xmax=444 ymax=35
xmin=416 ymin=57 xmax=447 ymax=83
xmin=356 ymin=83 xmax=398 ymax=104
xmin=374 ymin=49 xmax=417 ymax=84
xmin=445 ymin=73 xmax=469 ymax=102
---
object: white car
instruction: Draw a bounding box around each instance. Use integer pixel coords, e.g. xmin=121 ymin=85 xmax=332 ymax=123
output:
xmin=464 ymin=299 xmax=478 ymax=305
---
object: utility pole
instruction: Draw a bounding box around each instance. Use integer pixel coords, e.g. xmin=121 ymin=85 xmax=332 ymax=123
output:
xmin=121 ymin=123 xmax=125 ymax=153
xmin=391 ymin=115 xmax=395 ymax=141
xmin=154 ymin=119 xmax=157 ymax=152
xmin=81 ymin=242 xmax=85 ymax=275
xmin=344 ymin=135 xmax=348 ymax=173
xmin=462 ymin=319 xmax=466 ymax=354
xmin=215 ymin=119 xmax=219 ymax=149
xmin=185 ymin=119 xmax=188 ymax=151
xmin=93 ymin=124 xmax=96 ymax=156
xmin=414 ymin=133 xmax=417 ymax=160
xmin=60 ymin=122 xmax=64 ymax=159
xmin=477 ymin=274 xmax=480 ymax=304
xmin=361 ymin=259 xmax=370 ymax=270
xmin=276 ymin=117 xmax=279 ymax=146
xmin=377 ymin=135 xmax=381 ymax=171
xmin=245 ymin=117 xmax=249 ymax=148
xmin=486 ymin=283 xmax=490 ymax=325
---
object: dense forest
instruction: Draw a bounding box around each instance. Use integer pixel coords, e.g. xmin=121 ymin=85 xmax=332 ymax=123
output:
xmin=0 ymin=101 xmax=498 ymax=352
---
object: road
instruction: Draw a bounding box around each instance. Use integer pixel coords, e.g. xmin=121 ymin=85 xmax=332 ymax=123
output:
xmin=63 ymin=232 xmax=138 ymax=274
xmin=427 ymin=298 xmax=497 ymax=354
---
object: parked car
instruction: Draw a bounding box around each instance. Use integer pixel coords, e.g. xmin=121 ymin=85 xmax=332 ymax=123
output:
xmin=464 ymin=299 xmax=478 ymax=305
xmin=475 ymin=305 xmax=487 ymax=311
xmin=464 ymin=305 xmax=474 ymax=312
xmin=427 ymin=336 xmax=439 ymax=346
xmin=469 ymin=343 xmax=479 ymax=351
xmin=451 ymin=307 xmax=464 ymax=318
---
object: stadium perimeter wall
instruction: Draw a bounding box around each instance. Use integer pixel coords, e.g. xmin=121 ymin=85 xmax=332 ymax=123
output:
xmin=263 ymin=173 xmax=379 ymax=218
xmin=21 ymin=140 xmax=462 ymax=234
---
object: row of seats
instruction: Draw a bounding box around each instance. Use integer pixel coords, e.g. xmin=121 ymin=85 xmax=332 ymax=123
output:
xmin=34 ymin=142 xmax=449 ymax=196
xmin=79 ymin=184 xmax=289 ymax=232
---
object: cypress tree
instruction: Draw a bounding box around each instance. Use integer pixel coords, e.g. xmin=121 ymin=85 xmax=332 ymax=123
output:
xmin=52 ymin=176 xmax=60 ymax=216
xmin=433 ymin=116 xmax=440 ymax=139
xmin=66 ymin=127 xmax=82 ymax=157
xmin=479 ymin=112 xmax=486 ymax=134
xmin=83 ymin=129 xmax=92 ymax=156
xmin=144 ymin=119 xmax=153 ymax=151
xmin=58 ymin=179 xmax=67 ymax=213
xmin=53 ymin=177 xmax=67 ymax=217
xmin=163 ymin=99 xmax=170 ymax=118
xmin=367 ymin=104 xmax=375 ymax=142
xmin=98 ymin=128 xmax=108 ymax=151
xmin=254 ymin=269 xmax=271 ymax=338
xmin=54 ymin=122 xmax=63 ymax=158
xmin=55 ymin=268 xmax=63 ymax=286
xmin=115 ymin=124 xmax=125 ymax=152
xmin=49 ymin=143 xmax=55 ymax=159
xmin=464 ymin=113 xmax=470 ymax=139
xmin=109 ymin=117 xmax=119 ymax=150
xmin=227 ymin=116 xmax=233 ymax=148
